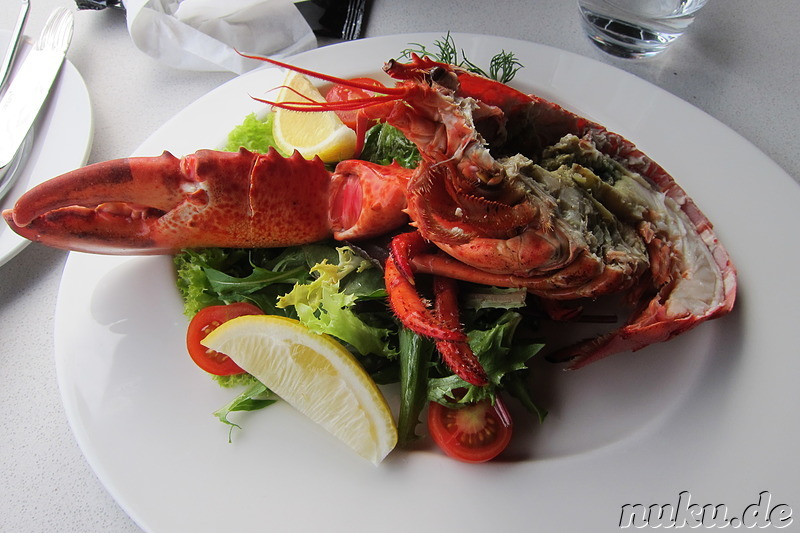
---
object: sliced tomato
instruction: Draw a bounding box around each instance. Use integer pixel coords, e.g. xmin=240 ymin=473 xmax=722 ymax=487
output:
xmin=186 ymin=302 xmax=264 ymax=375
xmin=427 ymin=395 xmax=513 ymax=463
xmin=324 ymin=77 xmax=385 ymax=130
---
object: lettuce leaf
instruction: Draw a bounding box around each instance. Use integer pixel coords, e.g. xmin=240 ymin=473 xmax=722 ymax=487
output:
xmin=277 ymin=247 xmax=397 ymax=359
xmin=213 ymin=378 xmax=277 ymax=442
xmin=223 ymin=113 xmax=282 ymax=154
xmin=397 ymin=327 xmax=435 ymax=446
xmin=174 ymin=248 xmax=233 ymax=317
xmin=174 ymin=248 xmax=310 ymax=317
xmin=360 ymin=123 xmax=421 ymax=168
xmin=427 ymin=311 xmax=545 ymax=408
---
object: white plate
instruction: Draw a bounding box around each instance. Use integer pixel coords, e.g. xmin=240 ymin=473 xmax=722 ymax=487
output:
xmin=0 ymin=30 xmax=93 ymax=267
xmin=55 ymin=34 xmax=800 ymax=532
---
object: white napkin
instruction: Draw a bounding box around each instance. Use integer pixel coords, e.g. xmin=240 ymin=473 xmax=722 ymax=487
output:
xmin=124 ymin=0 xmax=317 ymax=73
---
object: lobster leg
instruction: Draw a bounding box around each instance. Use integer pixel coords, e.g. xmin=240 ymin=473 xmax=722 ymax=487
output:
xmin=384 ymin=254 xmax=466 ymax=343
xmin=432 ymin=276 xmax=489 ymax=386
xmin=385 ymin=231 xmax=488 ymax=386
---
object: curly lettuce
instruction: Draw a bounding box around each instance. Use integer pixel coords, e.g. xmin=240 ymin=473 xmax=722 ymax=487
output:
xmin=277 ymin=247 xmax=396 ymax=359
xmin=223 ymin=113 xmax=281 ymax=154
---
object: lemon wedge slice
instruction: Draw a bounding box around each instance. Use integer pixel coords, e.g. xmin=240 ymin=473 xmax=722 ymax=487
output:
xmin=201 ymin=314 xmax=397 ymax=463
xmin=272 ymin=70 xmax=357 ymax=163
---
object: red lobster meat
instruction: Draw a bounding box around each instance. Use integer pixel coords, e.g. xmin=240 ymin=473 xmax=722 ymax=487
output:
xmin=2 ymin=54 xmax=736 ymax=384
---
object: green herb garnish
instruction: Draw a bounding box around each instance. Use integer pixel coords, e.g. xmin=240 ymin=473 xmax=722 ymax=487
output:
xmin=400 ymin=32 xmax=524 ymax=83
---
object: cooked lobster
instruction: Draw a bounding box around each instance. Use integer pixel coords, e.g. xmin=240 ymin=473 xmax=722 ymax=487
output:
xmin=2 ymin=54 xmax=736 ymax=384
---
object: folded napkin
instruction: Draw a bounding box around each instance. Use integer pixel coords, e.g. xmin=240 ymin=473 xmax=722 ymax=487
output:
xmin=121 ymin=0 xmax=317 ymax=73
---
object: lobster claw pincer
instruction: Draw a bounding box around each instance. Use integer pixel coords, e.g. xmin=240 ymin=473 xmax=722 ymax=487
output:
xmin=3 ymin=148 xmax=334 ymax=254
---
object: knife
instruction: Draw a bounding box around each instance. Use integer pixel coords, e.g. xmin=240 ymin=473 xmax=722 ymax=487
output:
xmin=0 ymin=8 xmax=74 ymax=186
xmin=0 ymin=0 xmax=30 ymax=93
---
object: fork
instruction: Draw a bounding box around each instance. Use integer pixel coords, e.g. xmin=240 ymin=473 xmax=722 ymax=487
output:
xmin=341 ymin=0 xmax=368 ymax=41
xmin=37 ymin=7 xmax=74 ymax=53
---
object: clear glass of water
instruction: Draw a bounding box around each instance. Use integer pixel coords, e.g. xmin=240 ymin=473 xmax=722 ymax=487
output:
xmin=578 ymin=0 xmax=709 ymax=58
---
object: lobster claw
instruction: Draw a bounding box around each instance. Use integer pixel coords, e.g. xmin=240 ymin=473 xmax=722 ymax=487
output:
xmin=329 ymin=160 xmax=411 ymax=241
xmin=3 ymin=148 xmax=333 ymax=254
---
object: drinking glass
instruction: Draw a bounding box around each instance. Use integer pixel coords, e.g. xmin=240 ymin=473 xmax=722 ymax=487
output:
xmin=578 ymin=0 xmax=709 ymax=58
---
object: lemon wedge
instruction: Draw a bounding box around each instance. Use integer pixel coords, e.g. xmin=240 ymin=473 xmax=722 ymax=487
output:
xmin=201 ymin=314 xmax=397 ymax=463
xmin=272 ymin=70 xmax=357 ymax=163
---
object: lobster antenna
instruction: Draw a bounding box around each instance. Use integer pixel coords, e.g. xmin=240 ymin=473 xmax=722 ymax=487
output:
xmin=252 ymin=94 xmax=402 ymax=113
xmin=238 ymin=51 xmax=406 ymax=97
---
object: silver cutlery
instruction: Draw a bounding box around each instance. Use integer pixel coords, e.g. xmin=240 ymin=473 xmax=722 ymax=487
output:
xmin=296 ymin=0 xmax=369 ymax=41
xmin=0 ymin=7 xmax=73 ymax=201
xmin=341 ymin=0 xmax=368 ymax=41
xmin=0 ymin=0 xmax=30 ymax=93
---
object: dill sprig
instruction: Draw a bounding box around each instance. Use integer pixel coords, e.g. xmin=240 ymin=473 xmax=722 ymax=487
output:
xmin=399 ymin=32 xmax=523 ymax=83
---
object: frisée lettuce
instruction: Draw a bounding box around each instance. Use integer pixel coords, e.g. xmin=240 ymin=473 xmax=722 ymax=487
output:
xmin=277 ymin=247 xmax=396 ymax=359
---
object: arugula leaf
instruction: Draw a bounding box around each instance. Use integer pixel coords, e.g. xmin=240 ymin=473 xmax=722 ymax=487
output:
xmin=427 ymin=311 xmax=544 ymax=408
xmin=397 ymin=328 xmax=435 ymax=446
xmin=213 ymin=379 xmax=277 ymax=442
xmin=174 ymin=248 xmax=311 ymax=317
xmin=504 ymin=370 xmax=548 ymax=423
xmin=204 ymin=265 xmax=307 ymax=296
xmin=175 ymin=248 xmax=233 ymax=316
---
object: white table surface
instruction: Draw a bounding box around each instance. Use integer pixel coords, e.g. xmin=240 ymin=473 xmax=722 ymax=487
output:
xmin=0 ymin=0 xmax=797 ymax=531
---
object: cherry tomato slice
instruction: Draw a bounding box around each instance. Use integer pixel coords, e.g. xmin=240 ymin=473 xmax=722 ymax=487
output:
xmin=324 ymin=77 xmax=384 ymax=130
xmin=427 ymin=396 xmax=513 ymax=463
xmin=186 ymin=302 xmax=264 ymax=375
